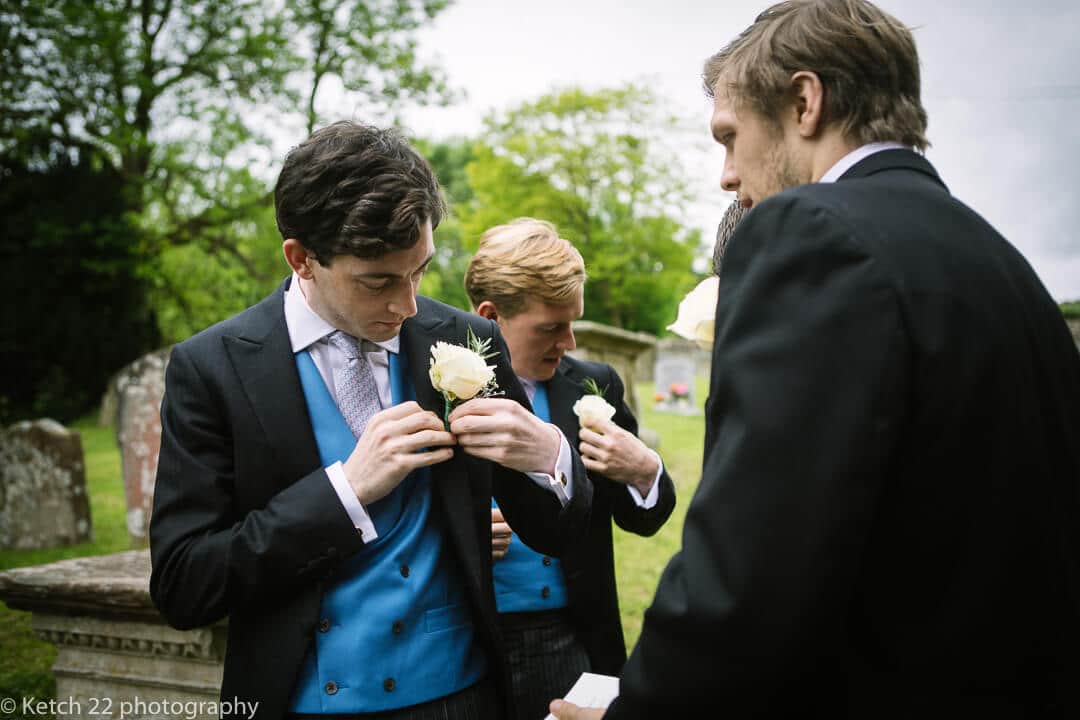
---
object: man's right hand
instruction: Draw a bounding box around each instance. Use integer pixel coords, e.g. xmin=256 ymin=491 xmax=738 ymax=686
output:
xmin=343 ymin=401 xmax=455 ymax=505
xmin=491 ymin=507 xmax=513 ymax=562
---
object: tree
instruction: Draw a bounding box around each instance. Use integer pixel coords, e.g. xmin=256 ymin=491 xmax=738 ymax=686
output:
xmin=1 ymin=0 xmax=453 ymax=330
xmin=459 ymin=86 xmax=704 ymax=335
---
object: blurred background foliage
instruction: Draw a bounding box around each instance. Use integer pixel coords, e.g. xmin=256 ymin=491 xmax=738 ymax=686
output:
xmin=1 ymin=0 xmax=708 ymax=425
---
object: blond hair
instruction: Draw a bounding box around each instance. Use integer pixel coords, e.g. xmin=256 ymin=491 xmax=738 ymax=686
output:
xmin=703 ymin=0 xmax=929 ymax=150
xmin=465 ymin=218 xmax=586 ymax=317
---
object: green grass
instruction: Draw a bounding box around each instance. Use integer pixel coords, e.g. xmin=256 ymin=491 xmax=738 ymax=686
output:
xmin=0 ymin=416 xmax=129 ymax=711
xmin=0 ymin=387 xmax=707 ymax=695
xmin=613 ymin=376 xmax=705 ymax=652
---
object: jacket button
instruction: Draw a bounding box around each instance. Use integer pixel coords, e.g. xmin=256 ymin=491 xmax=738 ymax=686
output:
xmin=318 ymin=618 xmax=331 ymax=633
xmin=324 ymin=681 xmax=338 ymax=695
xmin=383 ymin=677 xmax=396 ymax=692
xmin=542 ymin=556 xmax=552 ymax=566
xmin=400 ymin=564 xmax=410 ymax=578
xmin=541 ymin=586 xmax=551 ymax=599
xmin=392 ymin=620 xmax=404 ymax=635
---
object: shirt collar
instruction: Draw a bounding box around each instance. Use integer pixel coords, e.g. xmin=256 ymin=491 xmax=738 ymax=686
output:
xmin=819 ymin=141 xmax=909 ymax=184
xmin=284 ymin=273 xmax=400 ymax=354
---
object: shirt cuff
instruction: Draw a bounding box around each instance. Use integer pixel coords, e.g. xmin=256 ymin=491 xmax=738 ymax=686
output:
xmin=524 ymin=426 xmax=574 ymax=507
xmin=625 ymin=449 xmax=663 ymax=509
xmin=326 ymin=461 xmax=378 ymax=541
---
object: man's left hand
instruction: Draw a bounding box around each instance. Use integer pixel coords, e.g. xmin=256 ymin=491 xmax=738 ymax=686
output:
xmin=449 ymin=398 xmax=560 ymax=474
xmin=579 ymin=419 xmax=659 ymax=497
xmin=548 ymin=699 xmax=605 ymax=720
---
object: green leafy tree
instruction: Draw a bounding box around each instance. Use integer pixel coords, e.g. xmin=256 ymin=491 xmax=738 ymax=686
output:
xmin=459 ymin=86 xmax=703 ymax=334
xmin=1 ymin=0 xmax=453 ymax=340
xmin=414 ymin=137 xmax=475 ymax=311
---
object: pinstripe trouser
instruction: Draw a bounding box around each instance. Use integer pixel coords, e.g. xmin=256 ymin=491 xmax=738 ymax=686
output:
xmin=499 ymin=609 xmax=591 ymax=720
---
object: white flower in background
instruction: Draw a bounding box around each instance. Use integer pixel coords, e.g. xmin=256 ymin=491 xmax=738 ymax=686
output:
xmin=573 ymin=394 xmax=616 ymax=428
xmin=429 ymin=341 xmax=496 ymax=401
xmin=667 ymin=276 xmax=719 ymax=351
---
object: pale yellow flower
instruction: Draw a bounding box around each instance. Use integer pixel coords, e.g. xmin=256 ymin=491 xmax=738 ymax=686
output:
xmin=667 ymin=276 xmax=718 ymax=351
xmin=429 ymin=341 xmax=496 ymax=401
xmin=573 ymin=394 xmax=616 ymax=428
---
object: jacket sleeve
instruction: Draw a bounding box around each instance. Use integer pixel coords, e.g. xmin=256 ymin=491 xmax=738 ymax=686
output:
xmin=601 ymin=364 xmax=677 ymax=537
xmin=609 ymin=194 xmax=910 ymax=716
xmin=148 ymin=341 xmax=365 ymax=630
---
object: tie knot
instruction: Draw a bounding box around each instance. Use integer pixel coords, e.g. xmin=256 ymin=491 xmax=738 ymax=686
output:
xmin=327 ymin=330 xmax=361 ymax=360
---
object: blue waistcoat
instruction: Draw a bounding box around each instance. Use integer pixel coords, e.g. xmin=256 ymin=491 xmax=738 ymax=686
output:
xmin=289 ymin=350 xmax=487 ymax=713
xmin=491 ymin=382 xmax=570 ymax=613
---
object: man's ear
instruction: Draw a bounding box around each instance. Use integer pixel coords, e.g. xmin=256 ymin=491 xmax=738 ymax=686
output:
xmin=790 ymin=70 xmax=826 ymax=138
xmin=282 ymin=238 xmax=315 ymax=279
xmin=475 ymin=300 xmax=499 ymax=321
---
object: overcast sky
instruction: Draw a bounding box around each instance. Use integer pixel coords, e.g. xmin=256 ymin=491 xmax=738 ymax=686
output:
xmin=372 ymin=0 xmax=1080 ymax=300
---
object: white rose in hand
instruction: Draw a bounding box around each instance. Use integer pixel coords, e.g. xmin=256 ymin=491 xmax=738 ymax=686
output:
xmin=429 ymin=342 xmax=496 ymax=401
xmin=668 ymin=276 xmax=719 ymax=350
xmin=573 ymin=394 xmax=616 ymax=428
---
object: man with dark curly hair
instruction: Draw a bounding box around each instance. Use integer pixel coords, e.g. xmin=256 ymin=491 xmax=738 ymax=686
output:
xmin=150 ymin=121 xmax=592 ymax=720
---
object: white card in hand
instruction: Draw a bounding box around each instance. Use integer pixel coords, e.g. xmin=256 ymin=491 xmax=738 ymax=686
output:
xmin=543 ymin=672 xmax=619 ymax=719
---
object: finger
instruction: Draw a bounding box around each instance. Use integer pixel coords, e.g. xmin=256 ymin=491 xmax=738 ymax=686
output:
xmin=395 ymin=428 xmax=457 ymax=450
xmin=582 ymin=456 xmax=608 ymax=474
xmin=448 ymin=397 xmax=518 ymax=422
xmin=398 ymin=446 xmax=455 ymax=469
xmin=548 ymin=699 xmax=580 ymax=719
xmin=578 ymin=440 xmax=603 ymax=459
xmin=579 ymin=427 xmax=607 ymax=445
xmin=388 ymin=408 xmax=448 ymax=435
xmin=448 ymin=412 xmax=507 ymax=435
xmin=492 ymin=522 xmax=511 ymax=537
xmin=373 ymin=401 xmax=425 ymax=422
xmin=491 ymin=507 xmax=505 ymax=523
xmin=455 ymin=430 xmax=511 ymax=448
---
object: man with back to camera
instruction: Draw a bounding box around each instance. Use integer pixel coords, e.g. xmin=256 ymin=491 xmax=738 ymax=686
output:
xmin=148 ymin=121 xmax=593 ymax=720
xmin=465 ymin=218 xmax=676 ymax=719
xmin=552 ymin=0 xmax=1080 ymax=717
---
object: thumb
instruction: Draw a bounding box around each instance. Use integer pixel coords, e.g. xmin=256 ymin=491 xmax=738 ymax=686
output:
xmin=549 ymin=699 xmax=576 ymax=719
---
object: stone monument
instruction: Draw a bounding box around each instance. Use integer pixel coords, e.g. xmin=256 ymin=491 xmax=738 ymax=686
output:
xmin=0 ymin=418 xmax=92 ymax=550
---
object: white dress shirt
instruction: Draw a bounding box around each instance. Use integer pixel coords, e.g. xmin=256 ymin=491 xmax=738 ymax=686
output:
xmin=283 ymin=275 xmax=574 ymax=540
xmin=518 ymin=376 xmax=662 ymax=510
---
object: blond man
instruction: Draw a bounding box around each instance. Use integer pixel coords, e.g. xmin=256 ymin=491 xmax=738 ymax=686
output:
xmin=465 ymin=218 xmax=676 ymax=720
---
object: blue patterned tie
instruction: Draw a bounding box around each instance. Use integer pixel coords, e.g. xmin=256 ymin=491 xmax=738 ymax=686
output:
xmin=326 ymin=331 xmax=382 ymax=439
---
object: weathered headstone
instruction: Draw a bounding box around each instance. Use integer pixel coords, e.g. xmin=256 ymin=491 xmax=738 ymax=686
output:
xmin=653 ymin=350 xmax=699 ymax=415
xmin=114 ymin=347 xmax=171 ymax=547
xmin=0 ymin=418 xmax=92 ymax=549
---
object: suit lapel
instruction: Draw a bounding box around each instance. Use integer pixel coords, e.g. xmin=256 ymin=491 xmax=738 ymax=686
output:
xmin=400 ymin=304 xmax=485 ymax=590
xmin=548 ymin=362 xmax=584 ymax=448
xmin=224 ymin=280 xmax=322 ymax=496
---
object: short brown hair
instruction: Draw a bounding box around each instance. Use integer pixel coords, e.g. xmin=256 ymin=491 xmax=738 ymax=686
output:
xmin=465 ymin=218 xmax=586 ymax=317
xmin=274 ymin=121 xmax=446 ymax=263
xmin=703 ymin=0 xmax=929 ymax=150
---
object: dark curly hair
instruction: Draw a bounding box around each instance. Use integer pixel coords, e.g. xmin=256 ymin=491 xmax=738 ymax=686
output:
xmin=274 ymin=121 xmax=446 ymax=263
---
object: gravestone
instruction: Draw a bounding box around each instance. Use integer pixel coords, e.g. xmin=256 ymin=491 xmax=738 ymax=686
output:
xmin=0 ymin=419 xmax=92 ymax=549
xmin=653 ymin=350 xmax=699 ymax=415
xmin=114 ymin=347 xmax=171 ymax=547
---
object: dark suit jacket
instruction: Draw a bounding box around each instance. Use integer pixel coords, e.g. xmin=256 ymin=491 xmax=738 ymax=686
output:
xmin=608 ymin=150 xmax=1080 ymax=718
xmin=148 ymin=281 xmax=592 ymax=720
xmin=545 ymin=355 xmax=676 ymax=674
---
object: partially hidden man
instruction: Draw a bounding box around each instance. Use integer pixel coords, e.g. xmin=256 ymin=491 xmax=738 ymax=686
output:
xmin=465 ymin=219 xmax=676 ymax=719
xmin=149 ymin=122 xmax=592 ymax=720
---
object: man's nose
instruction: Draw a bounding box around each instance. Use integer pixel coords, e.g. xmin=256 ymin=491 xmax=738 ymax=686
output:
xmin=557 ymin=327 xmax=576 ymax=352
xmin=388 ymin=283 xmax=418 ymax=319
xmin=720 ymin=155 xmax=739 ymax=193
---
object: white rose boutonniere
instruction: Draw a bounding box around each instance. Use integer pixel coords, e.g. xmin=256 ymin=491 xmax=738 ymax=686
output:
xmin=573 ymin=378 xmax=616 ymax=430
xmin=429 ymin=326 xmax=501 ymax=427
xmin=667 ymin=276 xmax=719 ymax=350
